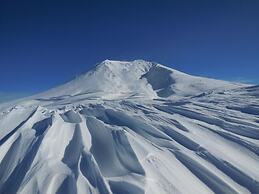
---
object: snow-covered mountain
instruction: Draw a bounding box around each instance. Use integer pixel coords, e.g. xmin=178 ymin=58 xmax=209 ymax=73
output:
xmin=0 ymin=60 xmax=259 ymax=194
xmin=37 ymin=60 xmax=241 ymax=100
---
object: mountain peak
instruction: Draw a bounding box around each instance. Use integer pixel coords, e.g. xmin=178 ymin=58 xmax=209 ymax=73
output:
xmin=95 ymin=59 xmax=156 ymax=71
xmin=38 ymin=60 xmax=241 ymax=101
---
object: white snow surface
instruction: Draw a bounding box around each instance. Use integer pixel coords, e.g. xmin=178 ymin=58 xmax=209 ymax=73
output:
xmin=0 ymin=60 xmax=259 ymax=194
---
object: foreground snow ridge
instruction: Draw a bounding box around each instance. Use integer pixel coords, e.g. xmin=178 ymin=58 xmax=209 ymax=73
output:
xmin=0 ymin=60 xmax=259 ymax=194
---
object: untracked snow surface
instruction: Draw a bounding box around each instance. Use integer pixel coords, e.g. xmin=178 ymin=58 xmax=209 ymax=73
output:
xmin=0 ymin=60 xmax=259 ymax=194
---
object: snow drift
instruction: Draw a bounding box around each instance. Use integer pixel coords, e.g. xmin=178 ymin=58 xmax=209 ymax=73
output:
xmin=0 ymin=60 xmax=258 ymax=194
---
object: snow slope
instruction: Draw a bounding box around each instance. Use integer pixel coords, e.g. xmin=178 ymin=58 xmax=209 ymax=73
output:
xmin=0 ymin=60 xmax=258 ymax=194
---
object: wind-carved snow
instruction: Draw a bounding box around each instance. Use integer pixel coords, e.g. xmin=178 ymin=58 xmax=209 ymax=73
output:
xmin=0 ymin=60 xmax=259 ymax=194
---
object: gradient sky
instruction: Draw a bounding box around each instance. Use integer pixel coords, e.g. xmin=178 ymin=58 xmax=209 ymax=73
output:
xmin=1 ymin=0 xmax=259 ymax=99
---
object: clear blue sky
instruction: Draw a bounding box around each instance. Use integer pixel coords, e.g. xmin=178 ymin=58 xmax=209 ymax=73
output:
xmin=0 ymin=0 xmax=259 ymax=97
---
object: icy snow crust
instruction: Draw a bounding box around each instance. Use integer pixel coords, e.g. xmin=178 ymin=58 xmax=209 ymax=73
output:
xmin=0 ymin=60 xmax=259 ymax=194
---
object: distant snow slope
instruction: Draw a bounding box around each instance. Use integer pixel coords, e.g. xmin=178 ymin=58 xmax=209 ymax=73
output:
xmin=0 ymin=60 xmax=258 ymax=194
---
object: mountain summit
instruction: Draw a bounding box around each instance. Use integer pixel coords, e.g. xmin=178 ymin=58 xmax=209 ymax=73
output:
xmin=0 ymin=60 xmax=258 ymax=194
xmin=39 ymin=60 xmax=240 ymax=101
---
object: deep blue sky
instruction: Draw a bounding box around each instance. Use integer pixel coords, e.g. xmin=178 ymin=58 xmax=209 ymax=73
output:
xmin=1 ymin=0 xmax=259 ymax=97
